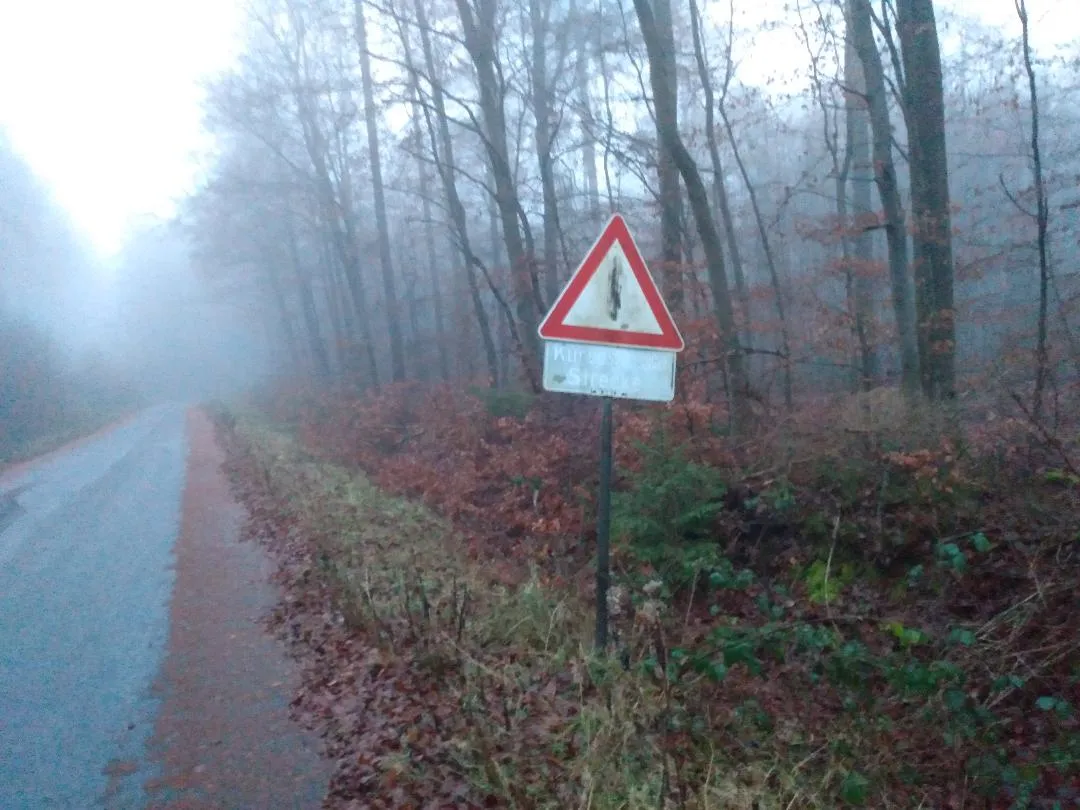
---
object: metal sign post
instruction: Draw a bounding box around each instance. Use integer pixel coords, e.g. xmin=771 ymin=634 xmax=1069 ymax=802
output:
xmin=595 ymin=397 xmax=613 ymax=649
xmin=538 ymin=214 xmax=684 ymax=651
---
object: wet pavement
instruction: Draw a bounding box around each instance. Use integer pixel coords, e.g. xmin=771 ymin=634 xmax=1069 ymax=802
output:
xmin=0 ymin=405 xmax=328 ymax=809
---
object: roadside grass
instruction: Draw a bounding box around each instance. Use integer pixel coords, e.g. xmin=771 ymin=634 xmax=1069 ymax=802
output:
xmin=221 ymin=392 xmax=1080 ymax=809
xmin=226 ymin=415 xmax=826 ymax=808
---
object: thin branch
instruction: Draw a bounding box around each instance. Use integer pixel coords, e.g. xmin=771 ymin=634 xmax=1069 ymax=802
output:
xmin=999 ymin=173 xmax=1037 ymax=219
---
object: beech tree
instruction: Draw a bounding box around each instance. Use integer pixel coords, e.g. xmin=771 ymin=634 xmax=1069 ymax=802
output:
xmin=848 ymin=0 xmax=920 ymax=395
xmin=896 ymin=0 xmax=957 ymax=400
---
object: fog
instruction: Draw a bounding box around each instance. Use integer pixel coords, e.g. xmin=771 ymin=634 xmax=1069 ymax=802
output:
xmin=102 ymin=220 xmax=273 ymax=403
xmin=0 ymin=132 xmax=269 ymax=460
xmin=2 ymin=0 xmax=1079 ymax=460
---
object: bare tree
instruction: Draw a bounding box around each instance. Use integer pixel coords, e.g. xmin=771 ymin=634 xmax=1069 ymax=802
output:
xmin=354 ymin=0 xmax=406 ymax=381
xmin=284 ymin=209 xmax=332 ymax=377
xmin=1014 ymin=0 xmax=1051 ymax=422
xmin=849 ymin=0 xmax=920 ymax=395
xmin=527 ymin=0 xmax=569 ymax=303
xmin=409 ymin=0 xmax=501 ymax=386
xmin=686 ymin=0 xmax=749 ymax=325
xmin=896 ymin=0 xmax=956 ymax=400
xmin=713 ymin=26 xmax=794 ymax=408
xmin=843 ymin=6 xmax=879 ymax=387
xmin=407 ymin=80 xmax=451 ymax=381
xmin=653 ymin=0 xmax=685 ymax=313
xmin=454 ymin=0 xmax=542 ymax=384
xmin=632 ymin=0 xmax=749 ymax=425
xmin=200 ymin=0 xmax=382 ymax=382
xmin=570 ymin=0 xmax=601 ymax=221
xmin=797 ymin=0 xmax=877 ymax=388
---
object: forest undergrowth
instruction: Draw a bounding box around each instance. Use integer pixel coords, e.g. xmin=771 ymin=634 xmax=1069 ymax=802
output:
xmin=214 ymin=377 xmax=1079 ymax=809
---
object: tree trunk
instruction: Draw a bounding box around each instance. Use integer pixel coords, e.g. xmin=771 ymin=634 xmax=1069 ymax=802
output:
xmin=849 ymin=0 xmax=920 ymax=395
xmin=316 ymin=163 xmax=377 ymax=382
xmin=896 ymin=0 xmax=956 ymax=401
xmin=420 ymin=164 xmax=451 ymax=383
xmin=319 ymin=238 xmax=348 ymax=373
xmin=264 ymin=257 xmax=303 ymax=373
xmin=408 ymin=75 xmax=451 ymax=381
xmin=282 ymin=3 xmax=379 ymax=383
xmin=293 ymin=80 xmax=378 ymax=383
xmin=647 ymin=0 xmax=685 ymax=312
xmin=336 ymin=186 xmax=380 ymax=384
xmin=843 ymin=25 xmax=879 ymax=388
xmin=687 ymin=0 xmax=749 ymax=325
xmin=572 ymin=0 xmax=601 ymax=220
xmin=454 ymin=0 xmax=542 ymax=386
xmin=487 ymin=163 xmax=510 ymax=388
xmin=413 ymin=0 xmax=500 ymax=387
xmin=285 ymin=216 xmax=331 ymax=377
xmin=632 ymin=0 xmax=749 ymax=427
xmin=717 ymin=98 xmax=793 ymax=409
xmin=355 ymin=0 xmax=406 ymax=382
xmin=404 ymin=261 xmax=424 ymax=378
xmin=1015 ymin=0 xmax=1051 ymax=422
xmin=529 ymin=0 xmax=562 ymax=305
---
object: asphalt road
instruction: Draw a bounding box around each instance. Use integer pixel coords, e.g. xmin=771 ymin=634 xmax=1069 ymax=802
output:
xmin=0 ymin=406 xmax=328 ymax=809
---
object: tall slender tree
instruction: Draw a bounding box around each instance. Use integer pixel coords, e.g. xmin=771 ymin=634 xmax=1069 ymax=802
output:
xmin=687 ymin=0 xmax=749 ymax=325
xmin=454 ymin=0 xmax=542 ymax=385
xmin=1014 ymin=0 xmax=1051 ymax=421
xmin=632 ymin=0 xmax=749 ymax=426
xmin=355 ymin=0 xmax=406 ymax=381
xmin=849 ymin=0 xmax=920 ymax=395
xmin=410 ymin=0 xmax=501 ymax=386
xmin=843 ymin=14 xmax=879 ymax=386
xmin=896 ymin=0 xmax=956 ymax=400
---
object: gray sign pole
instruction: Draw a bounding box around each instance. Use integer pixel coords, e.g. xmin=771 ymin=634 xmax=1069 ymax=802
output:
xmin=595 ymin=397 xmax=613 ymax=650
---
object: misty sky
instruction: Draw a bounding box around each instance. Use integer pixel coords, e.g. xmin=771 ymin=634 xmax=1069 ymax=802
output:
xmin=0 ymin=0 xmax=1076 ymax=261
xmin=0 ymin=0 xmax=241 ymax=258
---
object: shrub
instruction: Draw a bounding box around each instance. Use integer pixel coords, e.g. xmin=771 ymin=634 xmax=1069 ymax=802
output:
xmin=612 ymin=437 xmax=729 ymax=587
xmin=467 ymin=385 xmax=536 ymax=419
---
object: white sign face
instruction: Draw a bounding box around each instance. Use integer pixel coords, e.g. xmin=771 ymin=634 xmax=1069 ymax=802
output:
xmin=561 ymin=241 xmax=664 ymax=335
xmin=542 ymin=340 xmax=677 ymax=402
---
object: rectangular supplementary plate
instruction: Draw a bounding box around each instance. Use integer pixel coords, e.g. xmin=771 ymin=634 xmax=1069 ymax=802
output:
xmin=541 ymin=340 xmax=676 ymax=402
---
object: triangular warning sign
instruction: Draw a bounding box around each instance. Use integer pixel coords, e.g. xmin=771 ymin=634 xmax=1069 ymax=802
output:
xmin=539 ymin=214 xmax=684 ymax=351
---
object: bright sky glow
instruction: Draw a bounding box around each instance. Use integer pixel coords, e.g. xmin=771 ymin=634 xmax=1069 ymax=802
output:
xmin=0 ymin=0 xmax=242 ymax=259
xmin=0 ymin=0 xmax=1076 ymax=261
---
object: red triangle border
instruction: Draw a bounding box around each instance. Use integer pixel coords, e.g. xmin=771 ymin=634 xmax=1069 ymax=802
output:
xmin=538 ymin=214 xmax=685 ymax=351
